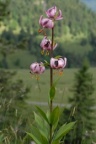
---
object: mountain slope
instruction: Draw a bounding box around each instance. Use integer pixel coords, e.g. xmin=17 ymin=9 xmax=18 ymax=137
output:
xmin=1 ymin=0 xmax=96 ymax=40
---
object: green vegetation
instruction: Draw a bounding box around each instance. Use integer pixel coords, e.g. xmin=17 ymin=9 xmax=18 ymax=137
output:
xmin=0 ymin=69 xmax=34 ymax=143
xmin=1 ymin=0 xmax=96 ymax=68
xmin=0 ymin=0 xmax=96 ymax=143
xmin=10 ymin=68 xmax=96 ymax=104
xmin=1 ymin=0 xmax=96 ymax=37
xmin=59 ymin=62 xmax=96 ymax=143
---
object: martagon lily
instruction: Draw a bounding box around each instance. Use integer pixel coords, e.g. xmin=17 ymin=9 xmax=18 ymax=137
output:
xmin=30 ymin=62 xmax=45 ymax=75
xmin=46 ymin=6 xmax=63 ymax=20
xmin=28 ymin=6 xmax=75 ymax=144
xmin=40 ymin=36 xmax=57 ymax=52
xmin=50 ymin=57 xmax=67 ymax=69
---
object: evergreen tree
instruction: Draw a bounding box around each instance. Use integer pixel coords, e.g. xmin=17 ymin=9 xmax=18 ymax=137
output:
xmin=59 ymin=61 xmax=96 ymax=144
xmin=0 ymin=0 xmax=10 ymax=21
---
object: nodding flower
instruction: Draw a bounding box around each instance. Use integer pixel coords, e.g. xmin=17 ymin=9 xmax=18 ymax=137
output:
xmin=40 ymin=36 xmax=57 ymax=52
xmin=30 ymin=62 xmax=45 ymax=74
xmin=39 ymin=15 xmax=54 ymax=29
xmin=50 ymin=57 xmax=67 ymax=69
xmin=46 ymin=6 xmax=63 ymax=20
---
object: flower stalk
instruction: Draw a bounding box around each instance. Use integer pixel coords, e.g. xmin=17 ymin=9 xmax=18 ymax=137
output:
xmin=49 ymin=27 xmax=54 ymax=144
xmin=28 ymin=6 xmax=74 ymax=144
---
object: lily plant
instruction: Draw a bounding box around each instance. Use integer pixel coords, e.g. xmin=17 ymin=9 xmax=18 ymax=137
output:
xmin=28 ymin=6 xmax=75 ymax=144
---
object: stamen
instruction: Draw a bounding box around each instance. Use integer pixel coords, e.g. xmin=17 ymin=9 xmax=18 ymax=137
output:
xmin=38 ymin=29 xmax=47 ymax=36
xmin=59 ymin=71 xmax=63 ymax=76
xmin=35 ymin=75 xmax=39 ymax=80
xmin=38 ymin=29 xmax=43 ymax=33
xmin=46 ymin=51 xmax=49 ymax=55
xmin=41 ymin=50 xmax=44 ymax=55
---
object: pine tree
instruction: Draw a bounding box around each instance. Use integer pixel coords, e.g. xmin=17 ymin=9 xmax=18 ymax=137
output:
xmin=59 ymin=61 xmax=96 ymax=144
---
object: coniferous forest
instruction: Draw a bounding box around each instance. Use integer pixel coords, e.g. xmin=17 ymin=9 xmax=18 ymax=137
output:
xmin=0 ymin=0 xmax=96 ymax=68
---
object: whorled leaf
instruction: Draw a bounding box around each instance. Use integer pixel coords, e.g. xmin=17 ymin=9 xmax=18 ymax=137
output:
xmin=27 ymin=126 xmax=48 ymax=144
xmin=53 ymin=122 xmax=75 ymax=141
xmin=36 ymin=106 xmax=49 ymax=124
xmin=50 ymin=106 xmax=60 ymax=130
xmin=34 ymin=112 xmax=49 ymax=139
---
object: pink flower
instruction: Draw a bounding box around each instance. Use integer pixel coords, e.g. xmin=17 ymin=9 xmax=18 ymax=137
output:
xmin=39 ymin=15 xmax=54 ymax=28
xmin=30 ymin=62 xmax=45 ymax=74
xmin=46 ymin=6 xmax=63 ymax=20
xmin=50 ymin=57 xmax=67 ymax=69
xmin=40 ymin=36 xmax=57 ymax=51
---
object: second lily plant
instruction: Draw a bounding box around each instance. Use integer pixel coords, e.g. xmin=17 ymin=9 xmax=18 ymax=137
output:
xmin=28 ymin=6 xmax=75 ymax=144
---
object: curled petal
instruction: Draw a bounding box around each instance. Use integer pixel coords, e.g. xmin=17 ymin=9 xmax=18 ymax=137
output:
xmin=53 ymin=43 xmax=58 ymax=50
xmin=56 ymin=10 xmax=63 ymax=20
xmin=39 ymin=15 xmax=43 ymax=25
xmin=50 ymin=58 xmax=56 ymax=69
xmin=58 ymin=58 xmax=67 ymax=68
xmin=39 ymin=63 xmax=45 ymax=74
xmin=46 ymin=6 xmax=57 ymax=18
xmin=39 ymin=15 xmax=54 ymax=28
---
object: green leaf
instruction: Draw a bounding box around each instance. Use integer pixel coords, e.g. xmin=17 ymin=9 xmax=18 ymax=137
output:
xmin=54 ymin=55 xmax=62 ymax=59
xmin=0 ymin=134 xmax=4 ymax=142
xmin=52 ymin=140 xmax=59 ymax=144
xmin=53 ymin=122 xmax=75 ymax=141
xmin=27 ymin=132 xmax=41 ymax=144
xmin=27 ymin=126 xmax=48 ymax=144
xmin=34 ymin=112 xmax=49 ymax=139
xmin=36 ymin=106 xmax=49 ymax=124
xmin=50 ymin=106 xmax=60 ymax=130
xmin=50 ymin=86 xmax=56 ymax=100
xmin=44 ymin=60 xmax=49 ymax=66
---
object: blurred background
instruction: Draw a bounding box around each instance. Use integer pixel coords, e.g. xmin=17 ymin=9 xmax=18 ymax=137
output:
xmin=0 ymin=0 xmax=96 ymax=143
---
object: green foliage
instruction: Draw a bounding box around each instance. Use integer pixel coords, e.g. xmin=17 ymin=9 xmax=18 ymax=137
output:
xmin=0 ymin=0 xmax=10 ymax=21
xmin=53 ymin=122 xmax=75 ymax=141
xmin=1 ymin=0 xmax=96 ymax=36
xmin=50 ymin=86 xmax=56 ymax=100
xmin=0 ymin=69 xmax=33 ymax=144
xmin=1 ymin=0 xmax=96 ymax=68
xmin=59 ymin=61 xmax=96 ymax=144
xmin=27 ymin=106 xmax=75 ymax=144
xmin=50 ymin=106 xmax=60 ymax=130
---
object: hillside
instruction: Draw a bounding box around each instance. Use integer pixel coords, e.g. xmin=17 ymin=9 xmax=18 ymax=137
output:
xmin=0 ymin=0 xmax=96 ymax=69
xmin=1 ymin=0 xmax=96 ymax=40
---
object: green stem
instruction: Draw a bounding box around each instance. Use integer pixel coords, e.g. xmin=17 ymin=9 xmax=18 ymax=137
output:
xmin=49 ymin=27 xmax=54 ymax=144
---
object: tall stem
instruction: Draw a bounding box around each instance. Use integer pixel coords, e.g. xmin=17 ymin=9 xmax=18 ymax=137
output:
xmin=49 ymin=27 xmax=54 ymax=144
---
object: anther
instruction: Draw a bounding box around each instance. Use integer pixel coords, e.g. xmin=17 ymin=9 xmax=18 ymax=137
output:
xmin=41 ymin=50 xmax=44 ymax=55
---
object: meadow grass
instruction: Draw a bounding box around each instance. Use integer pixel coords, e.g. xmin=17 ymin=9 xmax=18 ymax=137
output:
xmin=12 ymin=67 xmax=96 ymax=105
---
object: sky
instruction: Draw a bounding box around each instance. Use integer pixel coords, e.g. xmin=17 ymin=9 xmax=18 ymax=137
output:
xmin=81 ymin=0 xmax=96 ymax=11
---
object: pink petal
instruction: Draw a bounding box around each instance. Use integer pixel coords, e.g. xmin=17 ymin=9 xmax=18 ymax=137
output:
xmin=46 ymin=6 xmax=57 ymax=18
xmin=44 ymin=19 xmax=54 ymax=28
xmin=63 ymin=57 xmax=67 ymax=68
xmin=50 ymin=58 xmax=56 ymax=68
xmin=56 ymin=10 xmax=63 ymax=20
xmin=39 ymin=15 xmax=43 ymax=25
xmin=53 ymin=43 xmax=58 ymax=50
